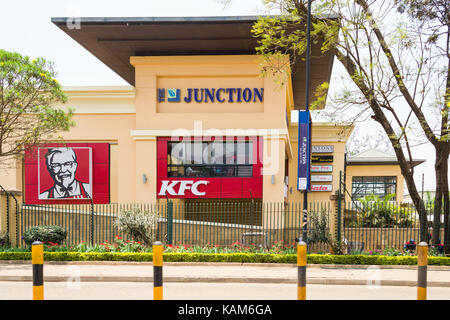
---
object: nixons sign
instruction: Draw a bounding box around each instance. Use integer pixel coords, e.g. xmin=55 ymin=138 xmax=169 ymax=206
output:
xmin=158 ymin=88 xmax=264 ymax=103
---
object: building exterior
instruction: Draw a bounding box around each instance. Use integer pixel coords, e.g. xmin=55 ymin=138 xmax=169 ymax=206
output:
xmin=0 ymin=17 xmax=426 ymax=245
xmin=346 ymin=149 xmax=425 ymax=203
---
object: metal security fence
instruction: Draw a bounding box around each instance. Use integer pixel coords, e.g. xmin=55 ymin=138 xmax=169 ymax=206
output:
xmin=343 ymin=201 xmax=444 ymax=252
xmin=17 ymin=201 xmax=332 ymax=250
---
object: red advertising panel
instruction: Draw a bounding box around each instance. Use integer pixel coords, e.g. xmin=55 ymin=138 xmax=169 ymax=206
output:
xmin=157 ymin=136 xmax=262 ymax=199
xmin=24 ymin=143 xmax=110 ymax=204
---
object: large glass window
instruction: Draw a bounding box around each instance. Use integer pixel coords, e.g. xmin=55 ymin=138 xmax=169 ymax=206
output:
xmin=167 ymin=140 xmax=253 ymax=177
xmin=351 ymin=176 xmax=397 ymax=200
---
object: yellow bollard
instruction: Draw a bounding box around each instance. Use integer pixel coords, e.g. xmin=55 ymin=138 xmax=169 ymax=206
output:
xmin=417 ymin=242 xmax=428 ymax=300
xmin=32 ymin=241 xmax=44 ymax=300
xmin=153 ymin=241 xmax=164 ymax=300
xmin=297 ymin=241 xmax=307 ymax=300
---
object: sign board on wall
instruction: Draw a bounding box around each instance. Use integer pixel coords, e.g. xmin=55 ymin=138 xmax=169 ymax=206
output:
xmin=312 ymin=145 xmax=334 ymax=153
xmin=24 ymin=143 xmax=110 ymax=204
xmin=311 ymin=184 xmax=333 ymax=192
xmin=158 ymin=87 xmax=264 ymax=103
xmin=311 ymin=175 xmax=333 ymax=182
xmin=156 ymin=137 xmax=263 ymax=199
xmin=311 ymin=155 xmax=333 ymax=163
xmin=311 ymin=165 xmax=333 ymax=172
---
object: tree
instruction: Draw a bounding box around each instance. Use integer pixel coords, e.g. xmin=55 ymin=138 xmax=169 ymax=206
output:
xmin=0 ymin=49 xmax=74 ymax=168
xmin=251 ymin=0 xmax=449 ymax=250
xmin=393 ymin=0 xmax=450 ymax=255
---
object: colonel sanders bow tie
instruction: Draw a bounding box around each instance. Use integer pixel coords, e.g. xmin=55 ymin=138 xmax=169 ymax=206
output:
xmin=60 ymin=186 xmax=73 ymax=197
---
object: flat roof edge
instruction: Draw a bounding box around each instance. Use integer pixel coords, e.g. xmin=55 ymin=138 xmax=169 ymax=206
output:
xmin=50 ymin=16 xmax=263 ymax=25
xmin=51 ymin=14 xmax=338 ymax=25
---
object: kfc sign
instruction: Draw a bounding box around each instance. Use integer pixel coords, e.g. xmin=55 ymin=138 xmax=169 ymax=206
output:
xmin=38 ymin=147 xmax=92 ymax=200
xmin=158 ymin=180 xmax=210 ymax=196
xmin=24 ymin=143 xmax=110 ymax=204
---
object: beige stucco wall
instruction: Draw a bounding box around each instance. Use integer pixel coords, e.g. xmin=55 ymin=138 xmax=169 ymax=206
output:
xmin=130 ymin=55 xmax=293 ymax=204
xmin=287 ymin=122 xmax=354 ymax=204
xmin=1 ymin=86 xmax=137 ymax=203
xmin=1 ymin=55 xmax=408 ymax=207
xmin=6 ymin=55 xmax=293 ymax=204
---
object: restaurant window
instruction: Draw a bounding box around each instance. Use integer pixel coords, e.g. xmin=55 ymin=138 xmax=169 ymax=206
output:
xmin=167 ymin=140 xmax=253 ymax=178
xmin=351 ymin=176 xmax=397 ymax=201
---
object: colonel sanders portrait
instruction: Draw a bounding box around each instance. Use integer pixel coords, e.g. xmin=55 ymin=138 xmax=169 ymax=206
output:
xmin=38 ymin=147 xmax=92 ymax=199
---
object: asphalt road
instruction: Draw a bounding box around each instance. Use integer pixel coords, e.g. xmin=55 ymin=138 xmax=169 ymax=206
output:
xmin=2 ymin=282 xmax=450 ymax=300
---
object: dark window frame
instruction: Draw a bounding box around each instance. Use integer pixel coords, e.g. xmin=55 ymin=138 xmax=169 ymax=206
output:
xmin=167 ymin=140 xmax=254 ymax=178
xmin=351 ymin=176 xmax=397 ymax=201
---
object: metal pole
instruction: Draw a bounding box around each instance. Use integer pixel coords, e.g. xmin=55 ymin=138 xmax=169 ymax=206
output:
xmin=0 ymin=185 xmax=10 ymax=239
xmin=32 ymin=241 xmax=44 ymax=300
xmin=337 ymin=171 xmax=342 ymax=242
xmin=302 ymin=0 xmax=312 ymax=244
xmin=89 ymin=196 xmax=94 ymax=246
xmin=297 ymin=240 xmax=307 ymax=300
xmin=417 ymin=242 xmax=428 ymax=300
xmin=153 ymin=241 xmax=164 ymax=300
xmin=167 ymin=200 xmax=173 ymax=245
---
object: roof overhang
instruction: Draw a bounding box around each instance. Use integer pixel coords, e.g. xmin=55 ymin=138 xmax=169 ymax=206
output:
xmin=347 ymin=159 xmax=426 ymax=168
xmin=51 ymin=16 xmax=336 ymax=109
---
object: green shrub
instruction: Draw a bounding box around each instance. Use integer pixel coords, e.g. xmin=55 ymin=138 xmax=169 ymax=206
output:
xmin=0 ymin=231 xmax=9 ymax=246
xmin=114 ymin=207 xmax=159 ymax=246
xmin=22 ymin=225 xmax=67 ymax=247
xmin=1 ymin=251 xmax=450 ymax=266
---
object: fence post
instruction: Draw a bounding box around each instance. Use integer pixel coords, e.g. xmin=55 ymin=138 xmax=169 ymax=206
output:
xmin=337 ymin=171 xmax=342 ymax=242
xmin=32 ymin=241 xmax=44 ymax=300
xmin=417 ymin=241 xmax=428 ymax=300
xmin=89 ymin=197 xmax=94 ymax=246
xmin=153 ymin=241 xmax=164 ymax=300
xmin=167 ymin=200 xmax=173 ymax=245
xmin=297 ymin=240 xmax=307 ymax=300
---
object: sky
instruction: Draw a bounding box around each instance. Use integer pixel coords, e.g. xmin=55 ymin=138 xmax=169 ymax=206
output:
xmin=0 ymin=0 xmax=445 ymax=194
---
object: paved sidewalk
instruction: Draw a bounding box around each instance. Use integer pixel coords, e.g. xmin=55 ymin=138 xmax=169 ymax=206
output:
xmin=1 ymin=261 xmax=450 ymax=287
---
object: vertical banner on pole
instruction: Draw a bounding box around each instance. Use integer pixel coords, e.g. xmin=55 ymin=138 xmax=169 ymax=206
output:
xmin=297 ymin=110 xmax=311 ymax=191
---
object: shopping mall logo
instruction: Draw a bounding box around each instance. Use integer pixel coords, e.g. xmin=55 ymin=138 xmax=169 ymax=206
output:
xmin=158 ymin=87 xmax=264 ymax=103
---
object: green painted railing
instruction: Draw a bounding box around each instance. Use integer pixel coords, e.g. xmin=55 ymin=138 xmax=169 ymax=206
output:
xmin=17 ymin=201 xmax=331 ymax=249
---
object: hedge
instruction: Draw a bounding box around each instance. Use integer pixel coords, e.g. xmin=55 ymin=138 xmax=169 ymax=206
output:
xmin=1 ymin=252 xmax=450 ymax=265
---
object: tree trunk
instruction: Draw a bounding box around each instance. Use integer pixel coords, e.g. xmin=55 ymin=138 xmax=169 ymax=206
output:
xmin=433 ymin=145 xmax=444 ymax=246
xmin=404 ymin=170 xmax=428 ymax=242
xmin=439 ymin=144 xmax=450 ymax=254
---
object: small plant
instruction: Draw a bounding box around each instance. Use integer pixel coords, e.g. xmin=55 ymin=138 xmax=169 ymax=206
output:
xmin=382 ymin=247 xmax=403 ymax=256
xmin=0 ymin=231 xmax=9 ymax=247
xmin=22 ymin=225 xmax=67 ymax=247
xmin=114 ymin=207 xmax=159 ymax=246
xmin=329 ymin=239 xmax=346 ymax=255
xmin=307 ymin=210 xmax=330 ymax=245
xmin=404 ymin=239 xmax=416 ymax=253
xmin=357 ymin=194 xmax=398 ymax=227
xmin=429 ymin=244 xmax=444 ymax=256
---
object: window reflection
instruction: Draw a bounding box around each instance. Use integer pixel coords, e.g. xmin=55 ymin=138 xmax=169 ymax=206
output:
xmin=167 ymin=140 xmax=254 ymax=178
xmin=351 ymin=176 xmax=397 ymax=200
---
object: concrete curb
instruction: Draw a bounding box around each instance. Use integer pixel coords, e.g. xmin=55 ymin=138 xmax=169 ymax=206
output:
xmin=2 ymin=261 xmax=450 ymax=287
xmin=2 ymin=260 xmax=450 ymax=270
xmin=1 ymin=275 xmax=450 ymax=287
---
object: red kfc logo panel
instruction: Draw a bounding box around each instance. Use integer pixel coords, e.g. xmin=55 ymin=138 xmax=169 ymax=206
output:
xmin=24 ymin=143 xmax=110 ymax=204
xmin=157 ymin=136 xmax=263 ymax=199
